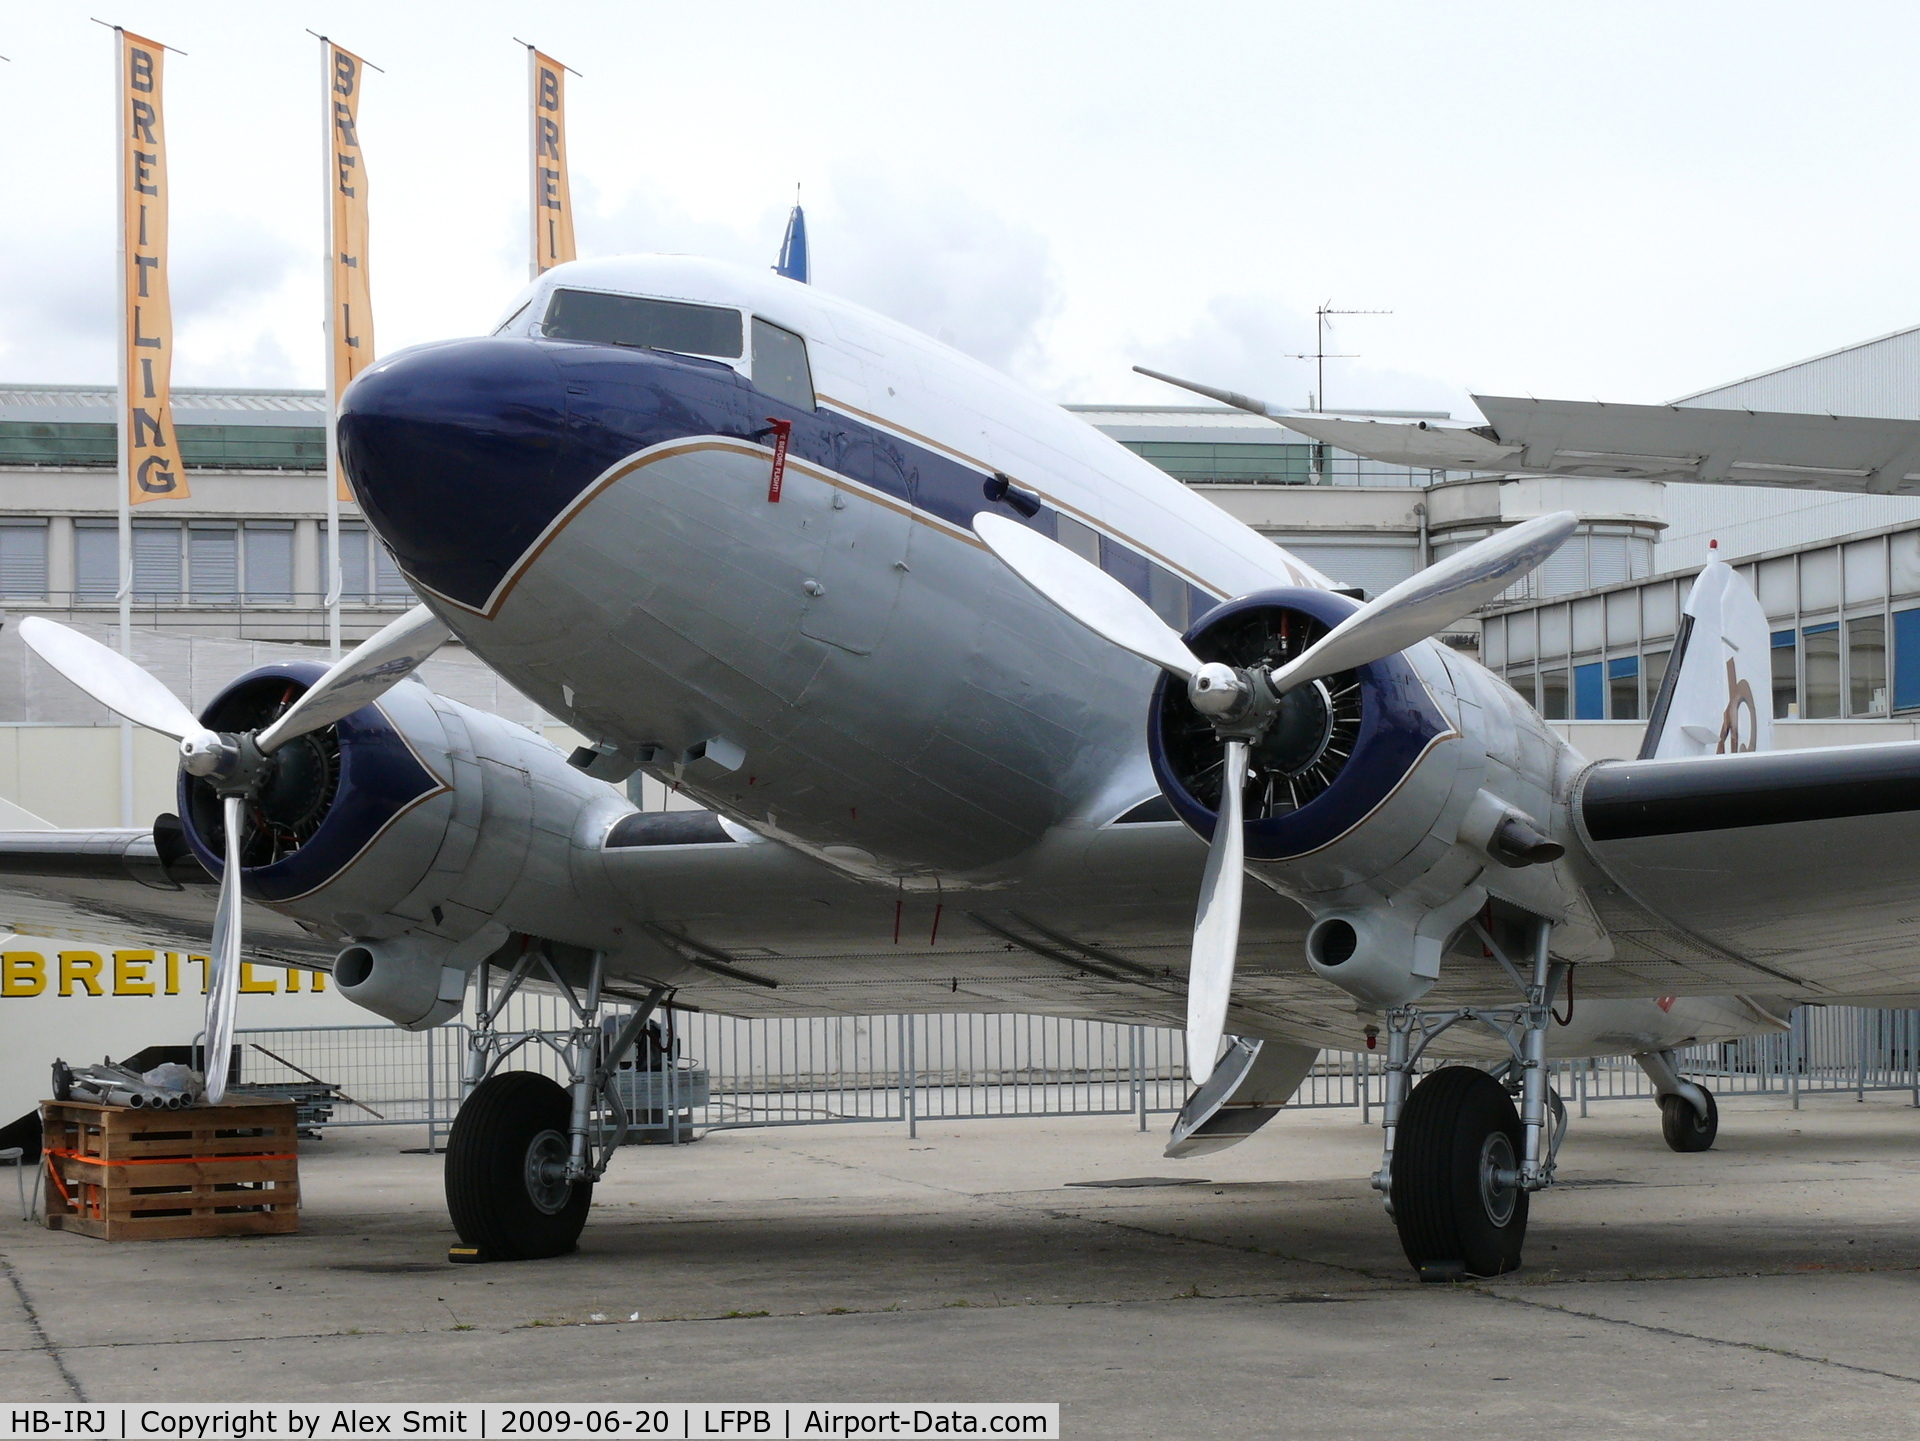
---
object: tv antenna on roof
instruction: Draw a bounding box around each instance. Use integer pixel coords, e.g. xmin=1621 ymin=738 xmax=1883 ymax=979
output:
xmin=1286 ymin=301 xmax=1391 ymax=412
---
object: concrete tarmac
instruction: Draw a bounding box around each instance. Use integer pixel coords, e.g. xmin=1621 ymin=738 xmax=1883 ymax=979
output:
xmin=2 ymin=1091 xmax=1918 ymax=1437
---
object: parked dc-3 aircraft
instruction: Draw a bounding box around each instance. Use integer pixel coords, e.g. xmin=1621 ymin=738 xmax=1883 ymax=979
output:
xmin=8 ymin=254 xmax=1920 ymax=1279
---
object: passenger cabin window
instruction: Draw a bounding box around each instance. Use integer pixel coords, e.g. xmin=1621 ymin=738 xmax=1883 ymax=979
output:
xmin=1054 ymin=514 xmax=1101 ymax=566
xmin=541 ymin=289 xmax=743 ymax=359
xmin=751 ymin=317 xmax=815 ymax=411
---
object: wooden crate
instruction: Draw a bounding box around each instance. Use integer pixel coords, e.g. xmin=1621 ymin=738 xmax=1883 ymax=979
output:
xmin=40 ymin=1098 xmax=299 ymax=1241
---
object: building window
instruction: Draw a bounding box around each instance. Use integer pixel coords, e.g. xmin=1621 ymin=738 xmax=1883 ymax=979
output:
xmin=327 ymin=523 xmax=413 ymax=604
xmin=1848 ymin=615 xmax=1887 ymax=716
xmin=1573 ymin=662 xmax=1603 ymax=720
xmin=1894 ymin=609 xmax=1920 ymax=713
xmin=1118 ymin=439 xmax=1318 ymax=485
xmin=131 ymin=523 xmax=181 ymax=603
xmin=334 ymin=526 xmax=369 ymax=601
xmin=1643 ymin=649 xmax=1670 ymax=716
xmin=1771 ymin=631 xmax=1796 ymax=720
xmin=1540 ymin=667 xmax=1569 ymax=720
xmin=1802 ymin=622 xmax=1841 ymax=719
xmin=75 ymin=524 xmax=115 ymax=600
xmin=375 ymin=542 xmax=410 ymax=600
xmin=244 ymin=524 xmax=294 ymax=604
xmin=189 ymin=525 xmax=238 ymax=603
xmin=1607 ymin=656 xmax=1639 ymax=721
xmin=0 ymin=524 xmax=48 ymax=600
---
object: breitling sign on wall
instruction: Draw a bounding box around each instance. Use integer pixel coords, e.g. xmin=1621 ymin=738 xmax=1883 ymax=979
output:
xmin=118 ymin=29 xmax=186 ymax=505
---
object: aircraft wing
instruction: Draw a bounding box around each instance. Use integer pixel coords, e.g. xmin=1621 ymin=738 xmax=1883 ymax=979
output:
xmin=1133 ymin=365 xmax=1920 ymax=492
xmin=0 ymin=825 xmax=337 ymax=967
xmin=10 ymin=758 xmax=1920 ymax=1035
xmin=1290 ymin=395 xmax=1920 ymax=492
xmin=1573 ymin=742 xmax=1920 ymax=997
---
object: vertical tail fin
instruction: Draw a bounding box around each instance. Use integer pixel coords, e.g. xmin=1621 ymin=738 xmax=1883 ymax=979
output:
xmin=1640 ymin=545 xmax=1773 ymax=759
xmin=774 ymin=193 xmax=810 ymax=284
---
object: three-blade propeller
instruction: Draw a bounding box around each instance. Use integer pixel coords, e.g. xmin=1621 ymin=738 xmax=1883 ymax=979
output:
xmin=974 ymin=509 xmax=1576 ymax=1083
xmin=19 ymin=605 xmax=452 ymax=1101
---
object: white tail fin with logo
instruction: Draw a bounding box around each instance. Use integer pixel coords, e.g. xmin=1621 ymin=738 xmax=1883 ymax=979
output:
xmin=1640 ymin=544 xmax=1773 ymax=759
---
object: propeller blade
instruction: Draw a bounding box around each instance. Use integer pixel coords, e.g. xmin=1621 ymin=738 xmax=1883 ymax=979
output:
xmin=202 ymin=794 xmax=245 ymax=1105
xmin=256 ymin=604 xmax=451 ymax=753
xmin=1268 ymin=510 xmax=1578 ymax=694
xmin=1186 ymin=737 xmax=1249 ymax=1087
xmin=18 ymin=616 xmax=203 ymax=741
xmin=974 ymin=512 xmax=1203 ymax=681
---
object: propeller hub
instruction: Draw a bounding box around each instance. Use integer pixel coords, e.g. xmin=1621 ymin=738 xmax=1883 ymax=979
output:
xmin=180 ymin=730 xmax=238 ymax=779
xmin=201 ymin=732 xmax=275 ymax=799
xmin=1188 ymin=663 xmax=1250 ymax=718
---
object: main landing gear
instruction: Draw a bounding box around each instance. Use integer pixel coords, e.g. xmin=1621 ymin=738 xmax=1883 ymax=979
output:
xmin=1373 ymin=914 xmax=1568 ymax=1280
xmin=446 ymin=945 xmax=667 ymax=1262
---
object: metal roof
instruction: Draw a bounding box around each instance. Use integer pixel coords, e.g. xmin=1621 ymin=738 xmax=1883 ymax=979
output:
xmin=1672 ymin=323 xmax=1920 ymax=420
xmin=0 ymin=383 xmax=326 ymax=428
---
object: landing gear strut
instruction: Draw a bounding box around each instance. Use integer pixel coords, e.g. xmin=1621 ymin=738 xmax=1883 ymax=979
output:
xmin=445 ymin=944 xmax=667 ymax=1261
xmin=1372 ymin=914 xmax=1567 ymax=1279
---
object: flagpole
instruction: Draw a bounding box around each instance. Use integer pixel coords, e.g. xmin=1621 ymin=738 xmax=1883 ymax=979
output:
xmin=113 ymin=27 xmax=134 ymax=825
xmin=526 ymin=43 xmax=538 ymax=281
xmin=320 ymin=36 xmax=342 ymax=659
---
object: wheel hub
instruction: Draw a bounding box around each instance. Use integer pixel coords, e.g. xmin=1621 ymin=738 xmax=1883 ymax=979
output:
xmin=523 ymin=1128 xmax=573 ymax=1215
xmin=1478 ymin=1130 xmax=1518 ymax=1227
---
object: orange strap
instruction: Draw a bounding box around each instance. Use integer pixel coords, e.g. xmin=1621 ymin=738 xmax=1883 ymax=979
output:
xmin=40 ymin=1155 xmax=72 ymax=1207
xmin=44 ymin=1146 xmax=296 ymax=1168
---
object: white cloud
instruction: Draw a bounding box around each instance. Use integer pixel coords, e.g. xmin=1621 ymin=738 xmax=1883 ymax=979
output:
xmin=813 ymin=173 xmax=1061 ymax=380
xmin=1052 ymin=293 xmax=1480 ymax=415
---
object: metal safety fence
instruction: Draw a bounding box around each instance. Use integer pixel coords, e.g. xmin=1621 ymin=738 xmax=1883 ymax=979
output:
xmin=230 ymin=1003 xmax=1920 ymax=1147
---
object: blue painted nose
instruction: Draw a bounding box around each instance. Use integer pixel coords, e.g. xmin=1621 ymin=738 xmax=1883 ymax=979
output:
xmin=338 ymin=338 xmax=575 ymax=614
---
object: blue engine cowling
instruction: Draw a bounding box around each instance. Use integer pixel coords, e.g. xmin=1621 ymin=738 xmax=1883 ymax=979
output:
xmin=178 ymin=663 xmax=448 ymax=904
xmin=175 ymin=662 xmax=631 ymax=1028
xmin=1148 ymin=587 xmax=1452 ymax=864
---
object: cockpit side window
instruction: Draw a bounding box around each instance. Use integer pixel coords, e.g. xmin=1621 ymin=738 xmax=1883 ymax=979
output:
xmin=751 ymin=317 xmax=815 ymax=412
xmin=541 ymin=289 xmax=744 ymax=359
xmin=491 ymin=300 xmax=531 ymax=335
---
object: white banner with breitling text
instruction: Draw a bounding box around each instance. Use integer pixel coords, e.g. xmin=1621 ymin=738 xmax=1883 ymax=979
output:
xmin=0 ymin=1403 xmax=1060 ymax=1439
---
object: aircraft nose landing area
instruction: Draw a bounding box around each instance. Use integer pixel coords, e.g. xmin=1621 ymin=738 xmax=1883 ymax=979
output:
xmin=2 ymin=1098 xmax=1915 ymax=1432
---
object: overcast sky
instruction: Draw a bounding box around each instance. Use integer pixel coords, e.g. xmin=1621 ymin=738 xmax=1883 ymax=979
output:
xmin=6 ymin=2 xmax=1919 ymax=421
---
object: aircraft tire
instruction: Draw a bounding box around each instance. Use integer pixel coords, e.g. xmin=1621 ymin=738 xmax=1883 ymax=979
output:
xmin=1659 ymin=1086 xmax=1718 ymax=1152
xmin=1391 ymin=1065 xmax=1527 ymax=1279
xmin=445 ymin=1071 xmax=593 ymax=1260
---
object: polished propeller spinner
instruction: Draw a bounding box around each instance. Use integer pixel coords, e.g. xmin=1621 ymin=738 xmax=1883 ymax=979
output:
xmin=974 ymin=508 xmax=1577 ymax=1083
xmin=18 ymin=606 xmax=452 ymax=1101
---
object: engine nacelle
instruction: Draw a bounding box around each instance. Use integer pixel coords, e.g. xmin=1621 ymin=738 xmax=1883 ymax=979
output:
xmin=179 ymin=662 xmax=629 ymax=1025
xmin=1149 ymin=588 xmax=1600 ymax=1009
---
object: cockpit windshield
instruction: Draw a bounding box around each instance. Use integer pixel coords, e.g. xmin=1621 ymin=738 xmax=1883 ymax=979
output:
xmin=541 ymin=289 xmax=744 ymax=360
